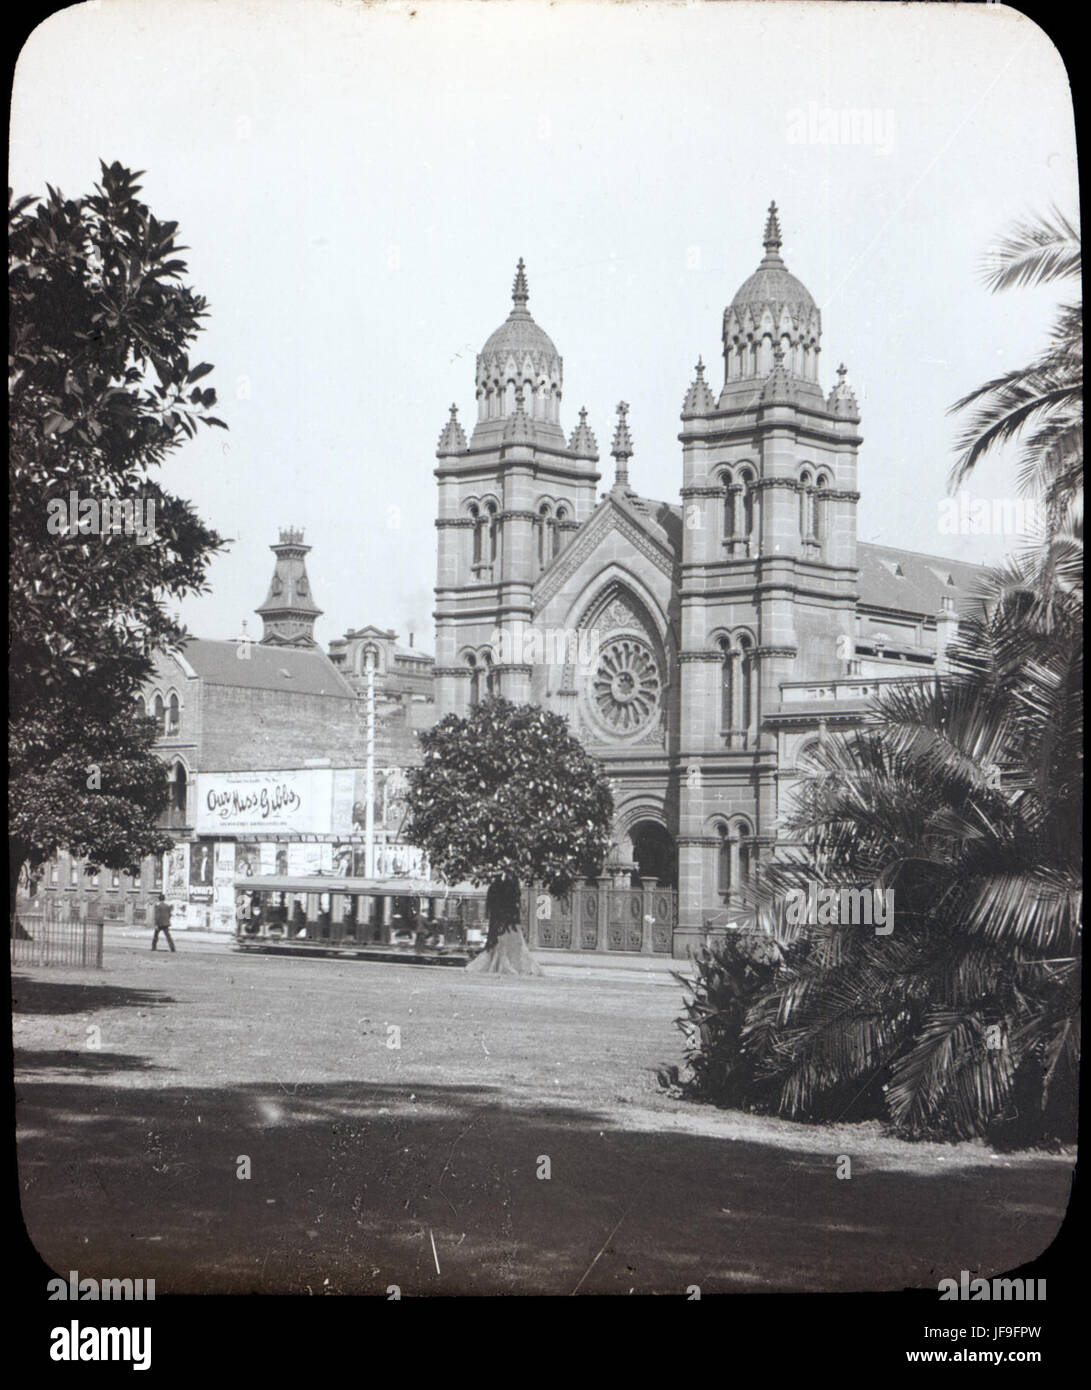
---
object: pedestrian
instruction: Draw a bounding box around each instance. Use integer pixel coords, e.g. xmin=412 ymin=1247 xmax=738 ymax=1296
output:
xmin=152 ymin=894 xmax=176 ymax=952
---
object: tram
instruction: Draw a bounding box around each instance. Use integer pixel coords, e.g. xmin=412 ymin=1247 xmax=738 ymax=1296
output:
xmin=231 ymin=873 xmax=488 ymax=963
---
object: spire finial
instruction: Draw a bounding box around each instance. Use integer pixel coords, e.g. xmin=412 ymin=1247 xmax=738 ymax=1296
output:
xmin=763 ymin=200 xmax=782 ymax=256
xmin=837 ymin=363 xmax=847 ymax=381
xmin=512 ymin=257 xmax=529 ymax=307
xmin=611 ymin=400 xmax=633 ymax=490
xmin=695 ymin=356 xmax=705 ymax=378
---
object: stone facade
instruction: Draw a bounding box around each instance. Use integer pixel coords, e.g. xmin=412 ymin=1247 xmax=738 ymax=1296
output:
xmin=432 ymin=205 xmax=984 ymax=957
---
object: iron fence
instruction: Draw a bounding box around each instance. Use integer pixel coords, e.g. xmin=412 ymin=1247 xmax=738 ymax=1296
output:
xmin=10 ymin=907 xmax=104 ymax=968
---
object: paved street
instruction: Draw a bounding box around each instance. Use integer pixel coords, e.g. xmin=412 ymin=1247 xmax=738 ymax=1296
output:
xmin=14 ymin=938 xmax=1074 ymax=1296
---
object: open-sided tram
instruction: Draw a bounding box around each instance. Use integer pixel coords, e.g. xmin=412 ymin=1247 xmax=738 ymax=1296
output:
xmin=232 ymin=874 xmax=488 ymax=965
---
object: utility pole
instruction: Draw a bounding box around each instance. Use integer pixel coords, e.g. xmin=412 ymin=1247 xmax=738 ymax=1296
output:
xmin=364 ymin=645 xmax=377 ymax=878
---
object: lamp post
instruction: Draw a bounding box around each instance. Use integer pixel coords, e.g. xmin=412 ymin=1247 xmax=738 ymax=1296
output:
xmin=364 ymin=645 xmax=377 ymax=878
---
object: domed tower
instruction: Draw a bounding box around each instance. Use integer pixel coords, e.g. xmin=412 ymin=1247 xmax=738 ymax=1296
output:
xmin=256 ymin=527 xmax=322 ymax=646
xmin=433 ymin=259 xmax=601 ymax=717
xmin=472 ymin=259 xmax=566 ymax=449
xmin=721 ymin=201 xmax=824 ymax=403
xmin=675 ymin=202 xmax=863 ymax=954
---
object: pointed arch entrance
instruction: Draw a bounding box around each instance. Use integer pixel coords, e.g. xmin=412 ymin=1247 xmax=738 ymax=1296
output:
xmin=629 ymin=820 xmax=677 ymax=888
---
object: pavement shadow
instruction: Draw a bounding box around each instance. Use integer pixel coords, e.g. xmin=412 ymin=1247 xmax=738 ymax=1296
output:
xmin=15 ymin=1074 xmax=1074 ymax=1297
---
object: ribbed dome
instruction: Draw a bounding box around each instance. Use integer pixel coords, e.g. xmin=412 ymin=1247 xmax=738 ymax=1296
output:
xmin=730 ymin=262 xmax=816 ymax=324
xmin=479 ymin=259 xmax=559 ymax=363
xmin=728 ymin=202 xmax=816 ymax=325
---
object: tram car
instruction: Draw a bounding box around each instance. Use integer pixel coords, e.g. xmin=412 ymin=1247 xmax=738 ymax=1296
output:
xmin=233 ymin=874 xmax=488 ymax=965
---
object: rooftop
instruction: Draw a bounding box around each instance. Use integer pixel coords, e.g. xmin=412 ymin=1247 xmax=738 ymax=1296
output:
xmin=179 ymin=639 xmax=356 ymax=697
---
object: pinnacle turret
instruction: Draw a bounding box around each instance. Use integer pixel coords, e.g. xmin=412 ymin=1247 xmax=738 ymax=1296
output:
xmin=437 ymin=402 xmax=467 ymax=454
xmin=610 ymin=401 xmax=634 ymax=490
xmin=682 ymin=357 xmax=715 ymax=417
xmin=827 ymin=362 xmax=860 ymax=420
xmin=502 ymin=383 xmax=533 ymax=443
xmin=568 ymin=405 xmax=599 ymax=459
xmin=759 ymin=344 xmax=795 ymax=405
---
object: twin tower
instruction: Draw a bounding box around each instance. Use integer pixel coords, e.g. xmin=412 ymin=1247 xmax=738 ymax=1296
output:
xmin=431 ymin=204 xmax=863 ymax=738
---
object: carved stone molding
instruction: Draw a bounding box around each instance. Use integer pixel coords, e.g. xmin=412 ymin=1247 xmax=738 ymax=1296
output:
xmin=534 ymin=505 xmax=676 ymax=607
xmin=435 ymin=517 xmax=474 ymax=528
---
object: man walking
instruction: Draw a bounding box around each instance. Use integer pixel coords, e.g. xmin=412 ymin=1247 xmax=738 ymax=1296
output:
xmin=152 ymin=894 xmax=176 ymax=952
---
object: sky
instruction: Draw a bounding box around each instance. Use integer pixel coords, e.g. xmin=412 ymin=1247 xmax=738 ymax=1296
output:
xmin=11 ymin=0 xmax=1077 ymax=654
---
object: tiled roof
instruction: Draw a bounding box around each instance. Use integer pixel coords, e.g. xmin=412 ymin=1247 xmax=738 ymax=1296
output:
xmin=180 ymin=639 xmax=356 ymax=697
xmin=857 ymin=543 xmax=985 ymax=615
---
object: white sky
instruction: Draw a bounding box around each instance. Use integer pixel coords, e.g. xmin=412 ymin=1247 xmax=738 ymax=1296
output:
xmin=11 ymin=0 xmax=1077 ymax=653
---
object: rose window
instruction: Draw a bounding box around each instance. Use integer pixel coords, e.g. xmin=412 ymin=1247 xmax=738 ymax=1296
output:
xmin=591 ymin=637 xmax=661 ymax=734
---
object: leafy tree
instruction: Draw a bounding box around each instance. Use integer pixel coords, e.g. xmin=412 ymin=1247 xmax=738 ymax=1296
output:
xmin=405 ymin=698 xmax=613 ymax=974
xmin=9 ymin=162 xmax=225 ymax=910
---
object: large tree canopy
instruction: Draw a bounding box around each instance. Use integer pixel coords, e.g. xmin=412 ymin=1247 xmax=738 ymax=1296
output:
xmin=405 ymin=698 xmax=613 ymax=974
xmin=9 ymin=162 xmax=225 ymax=906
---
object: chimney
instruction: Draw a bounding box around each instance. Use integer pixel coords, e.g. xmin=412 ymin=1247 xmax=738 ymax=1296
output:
xmin=409 ymin=631 xmax=414 ymax=648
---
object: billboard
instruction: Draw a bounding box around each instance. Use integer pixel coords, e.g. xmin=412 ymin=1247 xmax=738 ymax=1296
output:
xmin=197 ymin=767 xmax=412 ymax=839
xmin=195 ymin=769 xmax=334 ymax=836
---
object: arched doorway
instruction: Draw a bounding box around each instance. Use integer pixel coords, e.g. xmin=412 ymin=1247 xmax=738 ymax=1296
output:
xmin=629 ymin=821 xmax=677 ymax=887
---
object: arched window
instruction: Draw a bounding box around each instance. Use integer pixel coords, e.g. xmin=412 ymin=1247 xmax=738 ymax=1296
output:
xmin=716 ymin=822 xmax=732 ymax=896
xmin=738 ymin=634 xmax=754 ymax=731
xmin=469 ymin=504 xmax=483 ymax=566
xmin=153 ymin=693 xmax=165 ymax=733
xmin=167 ymin=693 xmax=180 ymax=735
xmin=486 ymin=501 xmax=499 ymax=566
xmin=466 ymin=654 xmax=480 ymax=708
xmin=537 ymin=503 xmax=551 ymax=568
xmin=718 ymin=636 xmax=734 ymax=730
xmin=721 ymin=469 xmax=735 ymax=540
xmin=484 ymin=653 xmax=498 ymax=697
xmin=718 ymin=633 xmax=758 ymax=743
xmin=553 ymin=506 xmax=567 ymax=558
xmin=738 ymin=467 xmax=755 ymax=540
xmin=799 ymin=470 xmax=813 ymax=540
xmin=717 ymin=820 xmax=754 ymax=899
xmin=814 ymin=473 xmax=831 ymax=545
xmin=171 ymin=763 xmax=187 ymax=815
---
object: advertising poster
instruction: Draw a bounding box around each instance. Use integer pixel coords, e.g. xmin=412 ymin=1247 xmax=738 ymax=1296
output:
xmin=235 ymin=841 xmax=261 ymax=878
xmin=165 ymin=844 xmax=189 ymax=899
xmin=212 ymin=842 xmax=236 ymax=933
xmin=189 ymin=839 xmax=215 ymax=901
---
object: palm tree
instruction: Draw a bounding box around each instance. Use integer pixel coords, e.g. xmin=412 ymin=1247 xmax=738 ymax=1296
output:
xmin=950 ymin=207 xmax=1081 ymax=516
xmin=738 ymin=564 xmax=1080 ymax=1141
